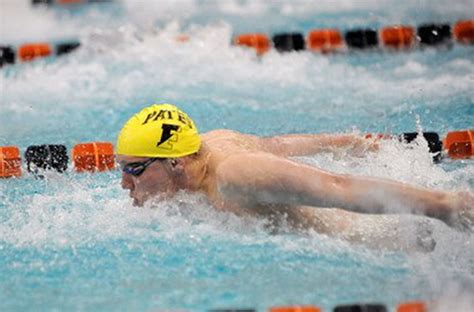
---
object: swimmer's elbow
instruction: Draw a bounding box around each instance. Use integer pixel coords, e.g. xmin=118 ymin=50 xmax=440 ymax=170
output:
xmin=260 ymin=136 xmax=284 ymax=155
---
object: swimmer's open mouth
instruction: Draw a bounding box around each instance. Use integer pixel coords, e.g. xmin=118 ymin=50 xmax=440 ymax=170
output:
xmin=132 ymin=198 xmax=143 ymax=207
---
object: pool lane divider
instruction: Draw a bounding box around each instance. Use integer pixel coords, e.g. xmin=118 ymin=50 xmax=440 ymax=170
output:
xmin=380 ymin=25 xmax=415 ymax=49
xmin=25 ymin=145 xmax=69 ymax=174
xmin=454 ymin=20 xmax=474 ymax=44
xmin=396 ymin=301 xmax=427 ymax=312
xmin=307 ymin=29 xmax=344 ymax=53
xmin=267 ymin=301 xmax=426 ymax=312
xmin=0 ymin=41 xmax=80 ymax=68
xmin=72 ymin=142 xmax=115 ymax=172
xmin=364 ymin=132 xmax=445 ymax=162
xmin=233 ymin=33 xmax=271 ymax=55
xmin=443 ymin=129 xmax=474 ymax=159
xmin=233 ymin=19 xmax=473 ymax=55
xmin=0 ymin=142 xmax=114 ymax=178
xmin=1 ymin=20 xmax=472 ymax=69
xmin=269 ymin=305 xmax=321 ymax=312
xmin=272 ymin=33 xmax=306 ymax=52
xmin=0 ymin=146 xmax=22 ymax=178
xmin=401 ymin=132 xmax=443 ymax=162
xmin=209 ymin=309 xmax=256 ymax=312
xmin=344 ymin=28 xmax=379 ymax=49
xmin=364 ymin=131 xmax=471 ymax=163
xmin=57 ymin=42 xmax=81 ymax=56
xmin=209 ymin=301 xmax=427 ymax=312
xmin=18 ymin=43 xmax=52 ymax=62
xmin=417 ymin=24 xmax=452 ymax=46
xmin=1 ymin=130 xmax=472 ymax=179
xmin=333 ymin=303 xmax=387 ymax=311
xmin=0 ymin=46 xmax=16 ymax=67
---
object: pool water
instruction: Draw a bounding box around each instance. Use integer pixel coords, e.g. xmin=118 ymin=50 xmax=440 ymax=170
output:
xmin=1 ymin=0 xmax=473 ymax=311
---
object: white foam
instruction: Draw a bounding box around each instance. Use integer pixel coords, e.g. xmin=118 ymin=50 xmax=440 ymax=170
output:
xmin=1 ymin=22 xmax=472 ymax=117
xmin=2 ymin=0 xmax=474 ymax=45
xmin=0 ymin=0 xmax=89 ymax=44
xmin=297 ymin=134 xmax=472 ymax=190
xmin=394 ymin=60 xmax=428 ymax=76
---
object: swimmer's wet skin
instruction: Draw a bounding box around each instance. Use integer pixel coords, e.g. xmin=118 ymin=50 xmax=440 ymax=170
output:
xmin=116 ymin=104 xmax=474 ymax=244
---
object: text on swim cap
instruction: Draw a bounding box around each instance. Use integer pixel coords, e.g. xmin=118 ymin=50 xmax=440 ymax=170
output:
xmin=157 ymin=124 xmax=179 ymax=148
xmin=142 ymin=109 xmax=193 ymax=129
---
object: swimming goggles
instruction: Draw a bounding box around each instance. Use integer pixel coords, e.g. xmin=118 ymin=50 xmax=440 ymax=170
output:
xmin=121 ymin=158 xmax=160 ymax=177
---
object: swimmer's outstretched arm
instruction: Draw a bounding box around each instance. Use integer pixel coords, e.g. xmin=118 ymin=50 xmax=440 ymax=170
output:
xmin=217 ymin=153 xmax=468 ymax=227
xmin=261 ymin=133 xmax=377 ymax=157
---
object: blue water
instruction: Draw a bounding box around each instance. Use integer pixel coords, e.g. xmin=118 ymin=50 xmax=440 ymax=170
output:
xmin=1 ymin=0 xmax=474 ymax=311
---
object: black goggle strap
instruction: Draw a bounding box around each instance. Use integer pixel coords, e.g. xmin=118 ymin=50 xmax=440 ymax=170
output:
xmin=122 ymin=158 xmax=158 ymax=176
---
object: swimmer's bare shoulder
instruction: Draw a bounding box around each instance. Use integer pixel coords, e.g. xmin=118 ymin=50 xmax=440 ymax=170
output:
xmin=202 ymin=129 xmax=239 ymax=138
xmin=202 ymin=129 xmax=258 ymax=141
xmin=202 ymin=129 xmax=265 ymax=153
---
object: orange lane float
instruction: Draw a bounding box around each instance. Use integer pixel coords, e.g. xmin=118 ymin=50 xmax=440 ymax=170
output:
xmin=234 ymin=33 xmax=271 ymax=55
xmin=443 ymin=129 xmax=474 ymax=159
xmin=380 ymin=25 xmax=415 ymax=49
xmin=269 ymin=305 xmax=321 ymax=312
xmin=453 ymin=20 xmax=474 ymax=44
xmin=307 ymin=29 xmax=343 ymax=53
xmin=72 ymin=142 xmax=115 ymax=172
xmin=0 ymin=146 xmax=22 ymax=178
xmin=397 ymin=301 xmax=427 ymax=312
xmin=18 ymin=43 xmax=52 ymax=62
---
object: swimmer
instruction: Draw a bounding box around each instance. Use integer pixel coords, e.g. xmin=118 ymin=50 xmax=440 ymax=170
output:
xmin=117 ymin=104 xmax=474 ymax=243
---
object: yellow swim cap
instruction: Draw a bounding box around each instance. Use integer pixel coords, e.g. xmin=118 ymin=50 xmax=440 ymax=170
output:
xmin=117 ymin=104 xmax=201 ymax=158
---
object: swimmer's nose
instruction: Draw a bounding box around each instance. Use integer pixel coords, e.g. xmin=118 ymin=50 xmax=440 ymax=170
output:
xmin=121 ymin=172 xmax=134 ymax=191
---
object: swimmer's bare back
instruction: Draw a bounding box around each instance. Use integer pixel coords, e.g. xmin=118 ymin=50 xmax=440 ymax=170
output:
xmin=199 ymin=130 xmax=473 ymax=232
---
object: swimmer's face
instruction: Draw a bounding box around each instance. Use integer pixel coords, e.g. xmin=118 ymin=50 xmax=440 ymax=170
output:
xmin=118 ymin=155 xmax=179 ymax=206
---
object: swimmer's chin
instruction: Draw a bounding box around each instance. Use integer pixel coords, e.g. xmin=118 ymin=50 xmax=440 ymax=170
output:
xmin=132 ymin=198 xmax=143 ymax=207
xmin=130 ymin=191 xmax=152 ymax=207
xmin=131 ymin=194 xmax=167 ymax=207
